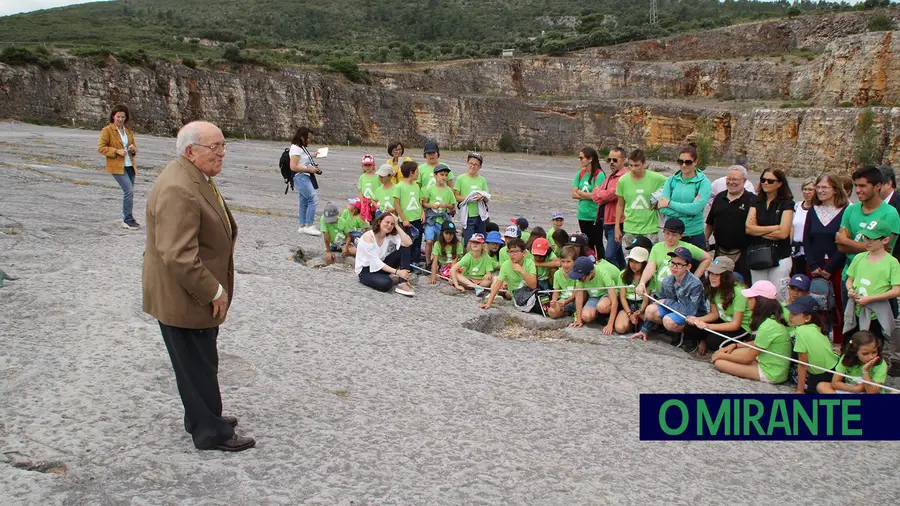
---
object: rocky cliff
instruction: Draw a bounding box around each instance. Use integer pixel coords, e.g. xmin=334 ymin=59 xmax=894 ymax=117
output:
xmin=2 ymin=11 xmax=900 ymax=176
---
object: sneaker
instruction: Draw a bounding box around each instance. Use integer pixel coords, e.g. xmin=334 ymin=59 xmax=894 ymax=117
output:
xmin=474 ymin=286 xmax=486 ymax=298
xmin=305 ymin=226 xmax=322 ymax=236
xmin=395 ymin=283 xmax=415 ymax=297
xmin=122 ymin=220 xmax=139 ymax=230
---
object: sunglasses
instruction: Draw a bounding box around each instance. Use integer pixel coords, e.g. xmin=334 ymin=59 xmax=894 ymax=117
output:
xmin=607 ymin=158 xmax=619 ymax=163
xmin=677 ymin=159 xmax=694 ymax=166
xmin=760 ymin=177 xmax=779 ymax=184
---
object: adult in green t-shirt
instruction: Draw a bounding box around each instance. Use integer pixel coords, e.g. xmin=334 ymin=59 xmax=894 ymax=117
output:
xmin=480 ymin=238 xmax=537 ymax=310
xmin=615 ymin=152 xmax=666 ymax=245
xmin=572 ymin=147 xmax=606 ymax=256
xmin=453 ymin=153 xmax=489 ymax=245
xmin=836 ymin=166 xmax=900 ymax=276
xmin=636 ymin=217 xmax=712 ymax=295
xmin=684 ymin=256 xmax=751 ymax=356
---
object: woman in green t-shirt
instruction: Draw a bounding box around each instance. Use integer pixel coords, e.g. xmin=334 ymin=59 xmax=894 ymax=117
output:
xmin=712 ymin=280 xmax=791 ymax=384
xmin=684 ymin=257 xmax=751 ymax=356
xmin=571 ymin=147 xmax=606 ymax=257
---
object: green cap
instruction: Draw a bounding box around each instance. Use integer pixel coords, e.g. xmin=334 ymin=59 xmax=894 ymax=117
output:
xmin=860 ymin=220 xmax=894 ymax=240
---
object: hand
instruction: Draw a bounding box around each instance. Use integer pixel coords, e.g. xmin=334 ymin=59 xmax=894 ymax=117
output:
xmin=615 ymin=228 xmax=623 ymax=243
xmin=694 ymin=320 xmax=708 ymax=330
xmin=396 ymin=269 xmax=410 ymax=280
xmin=635 ymin=283 xmax=646 ymax=296
xmin=631 ymin=332 xmax=647 ymax=341
xmin=403 ymin=220 xmax=411 ymax=228
xmin=511 ymin=263 xmax=525 ymax=274
xmin=847 ymin=288 xmax=857 ymax=300
xmin=863 ymin=356 xmax=880 ymax=373
xmin=480 ymin=301 xmax=493 ymax=310
xmin=473 ymin=194 xmax=484 ymax=201
xmin=629 ymin=312 xmax=640 ymax=325
xmin=568 ymin=320 xmax=583 ymax=328
xmin=325 ymin=251 xmax=335 ymax=265
xmin=429 ymin=276 xmax=438 ymax=285
xmin=454 ymin=283 xmax=464 ymax=292
xmin=116 ymin=148 xmax=126 ymax=157
xmin=128 ymin=144 xmax=136 ymax=155
xmin=602 ymin=322 xmax=614 ymax=335
xmin=857 ymin=295 xmax=874 ymax=307
xmin=657 ymin=197 xmax=670 ymax=209
xmin=211 ymin=291 xmax=229 ymax=320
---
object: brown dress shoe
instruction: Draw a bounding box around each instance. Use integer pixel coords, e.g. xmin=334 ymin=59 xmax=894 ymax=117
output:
xmin=222 ymin=415 xmax=238 ymax=427
xmin=215 ymin=434 xmax=256 ymax=452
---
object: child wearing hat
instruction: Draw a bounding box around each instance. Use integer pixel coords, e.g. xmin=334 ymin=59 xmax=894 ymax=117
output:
xmin=567 ymin=256 xmax=619 ymax=334
xmin=357 ymin=154 xmax=381 ymax=201
xmin=512 ymin=217 xmax=531 ymax=242
xmin=450 ymin=233 xmax=496 ymax=293
xmin=321 ymin=203 xmax=348 ymax=265
xmin=549 ymin=212 xmax=565 ymax=238
xmin=430 ymin=220 xmax=463 ymax=285
xmin=418 ymin=142 xmax=455 ymax=189
xmin=423 ymin=164 xmax=457 ymax=267
xmin=499 ymin=225 xmax=534 ymax=264
xmin=636 ymin=218 xmax=712 ymax=297
xmin=530 ymin=237 xmax=559 ymax=291
xmin=711 ymin=280 xmax=792 ymax=384
xmin=372 ymin=164 xmax=397 ymax=214
xmin=787 ymin=295 xmax=839 ymax=393
xmin=684 ymin=257 xmax=752 ymax=355
xmin=615 ymin=246 xmax=650 ymax=335
xmin=480 ymin=238 xmax=537 ymax=310
xmin=635 ymin=247 xmax=706 ymax=342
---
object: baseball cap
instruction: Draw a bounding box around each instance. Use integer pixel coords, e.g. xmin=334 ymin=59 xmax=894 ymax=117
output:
xmin=323 ymin=204 xmax=340 ymax=224
xmin=568 ymin=256 xmax=596 ymax=280
xmin=786 ymin=295 xmax=818 ymax=315
xmin=531 ymin=238 xmax=551 ymax=256
xmin=860 ymin=220 xmax=893 ymax=240
xmin=663 ymin=218 xmax=685 ymax=234
xmin=361 ymin=154 xmax=375 ymax=165
xmin=551 ymin=211 xmax=565 ymax=220
xmin=667 ymin=247 xmax=692 ymax=262
xmin=569 ymin=233 xmax=588 ymax=246
xmin=503 ymin=225 xmax=521 ymax=238
xmin=469 ymin=233 xmax=486 ymax=243
xmin=433 ymin=163 xmax=451 ymax=174
xmin=467 ymin=152 xmax=483 ymax=164
xmin=511 ymin=217 xmax=529 ymax=229
xmin=741 ymin=280 xmax=778 ymax=300
xmin=441 ymin=220 xmax=457 ymax=233
xmin=788 ymin=274 xmax=811 ymax=292
xmin=485 ymin=231 xmax=505 ymax=244
xmin=626 ymin=235 xmax=653 ymax=251
xmin=376 ymin=163 xmax=394 ymax=177
xmin=707 ymin=256 xmax=735 ymax=274
xmin=625 ymin=246 xmax=649 ymax=263
xmin=424 ymin=141 xmax=439 ymax=154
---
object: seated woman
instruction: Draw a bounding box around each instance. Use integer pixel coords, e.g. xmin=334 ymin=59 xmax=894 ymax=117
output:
xmin=684 ymin=257 xmax=752 ymax=355
xmin=354 ymin=213 xmax=415 ymax=296
xmin=634 ymin=247 xmax=705 ymax=342
xmin=711 ymin=280 xmax=792 ymax=384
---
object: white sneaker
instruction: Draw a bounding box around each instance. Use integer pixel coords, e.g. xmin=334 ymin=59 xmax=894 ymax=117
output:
xmin=395 ymin=285 xmax=415 ymax=297
xmin=303 ymin=226 xmax=322 ymax=236
xmin=298 ymin=225 xmax=306 ymax=234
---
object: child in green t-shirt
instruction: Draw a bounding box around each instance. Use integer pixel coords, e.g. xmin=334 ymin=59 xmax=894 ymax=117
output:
xmin=450 ymin=233 xmax=496 ymax=293
xmin=480 ymin=238 xmax=537 ymax=310
xmin=320 ymin=203 xmax=348 ymax=265
xmin=818 ymin=330 xmax=887 ymax=394
xmin=357 ymin=154 xmax=381 ymax=201
xmin=845 ymin=220 xmax=900 ymax=342
xmin=423 ymin=165 xmax=457 ymax=268
xmin=430 ymin=221 xmax=463 ymax=285
xmin=615 ymin=246 xmax=650 ymax=335
xmin=684 ymin=257 xmax=752 ymax=356
xmin=393 ymin=160 xmax=425 ymax=264
xmin=530 ymin=237 xmax=559 ymax=291
xmin=547 ymin=245 xmax=579 ymax=320
xmin=550 ymin=228 xmax=568 ymax=257
xmin=372 ymin=164 xmax=396 ymax=213
xmin=786 ymin=295 xmax=840 ymax=393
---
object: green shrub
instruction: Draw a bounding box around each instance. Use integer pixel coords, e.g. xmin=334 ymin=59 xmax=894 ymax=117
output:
xmin=326 ymin=57 xmax=368 ymax=83
xmin=855 ymin=107 xmax=882 ymax=167
xmin=0 ymin=46 xmax=41 ymax=66
xmin=694 ymin=117 xmax=715 ymax=170
xmin=868 ymin=14 xmax=894 ymax=31
xmin=116 ymin=49 xmax=149 ymax=66
xmin=222 ymin=44 xmax=242 ymax=62
xmin=497 ymin=132 xmax=520 ymax=153
xmin=181 ymin=57 xmax=197 ymax=69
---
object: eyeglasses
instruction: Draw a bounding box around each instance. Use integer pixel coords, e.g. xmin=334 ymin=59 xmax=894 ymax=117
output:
xmin=194 ymin=142 xmax=227 ymax=153
xmin=669 ymin=260 xmax=689 ymax=268
xmin=760 ymin=177 xmax=778 ymax=184
xmin=508 ymin=249 xmax=524 ymax=255
xmin=677 ymin=159 xmax=694 ymax=166
xmin=725 ymin=178 xmax=743 ymax=183
xmin=607 ymin=158 xmax=619 ymax=163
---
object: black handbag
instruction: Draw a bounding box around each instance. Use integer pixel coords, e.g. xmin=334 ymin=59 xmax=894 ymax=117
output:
xmin=746 ymin=242 xmax=778 ymax=270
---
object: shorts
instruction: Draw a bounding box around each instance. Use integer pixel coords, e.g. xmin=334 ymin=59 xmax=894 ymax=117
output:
xmin=757 ymin=364 xmax=775 ymax=384
xmin=424 ymin=222 xmax=442 ymax=242
xmin=584 ymin=296 xmax=601 ymax=310
xmin=563 ymin=300 xmax=577 ymax=314
xmin=538 ymin=279 xmax=550 ymax=291
xmin=657 ymin=305 xmax=686 ymax=327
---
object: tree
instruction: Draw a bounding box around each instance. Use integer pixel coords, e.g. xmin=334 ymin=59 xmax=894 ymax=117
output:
xmin=854 ymin=107 xmax=882 ymax=168
xmin=223 ymin=44 xmax=243 ymax=62
xmin=399 ymin=43 xmax=414 ymax=61
xmin=694 ymin=117 xmax=715 ymax=170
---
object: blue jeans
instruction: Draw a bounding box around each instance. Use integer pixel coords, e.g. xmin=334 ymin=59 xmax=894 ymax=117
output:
xmin=112 ymin=166 xmax=135 ymax=222
xmin=603 ymin=224 xmax=625 ymax=269
xmin=294 ymin=173 xmax=318 ymax=226
xmin=683 ymin=234 xmax=707 ymax=250
xmin=463 ymin=215 xmax=485 ymax=246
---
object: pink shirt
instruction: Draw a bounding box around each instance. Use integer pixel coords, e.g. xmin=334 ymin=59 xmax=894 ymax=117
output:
xmin=592 ymin=169 xmax=627 ymax=225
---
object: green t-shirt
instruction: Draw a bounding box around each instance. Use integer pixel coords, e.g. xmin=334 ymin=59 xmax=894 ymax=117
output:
xmin=713 ymin=288 xmax=752 ymax=332
xmin=534 ymin=251 xmax=557 ymax=281
xmin=615 ymin=170 xmax=667 ymax=235
xmin=393 ymin=181 xmax=422 ymax=222
xmin=433 ymin=241 xmax=464 ymax=266
xmin=578 ymin=260 xmax=618 ymax=298
xmin=417 ymin=163 xmax=455 ymax=190
xmin=553 ymin=268 xmax=577 ymax=300
xmin=646 ymin=241 xmax=706 ymax=291
xmin=320 ymin=216 xmax=347 ymax=245
xmin=499 ymin=246 xmax=534 ymax=265
xmin=373 ymin=184 xmax=395 ymax=211
xmin=520 ymin=230 xmax=531 ymax=243
xmin=754 ymin=318 xmax=792 ymax=383
xmin=340 ymin=210 xmax=368 ymax=232
xmin=836 ymin=356 xmax=888 ymax=392
xmin=456 ymin=252 xmax=497 ymax=279
xmin=618 ymin=269 xmax=641 ymax=303
xmin=424 ymin=184 xmax=457 ymax=223
xmin=792 ymin=324 xmax=839 ymax=375
xmin=572 ymin=169 xmax=606 ymax=221
xmin=454 ymin=174 xmax=489 ymax=218
xmin=847 ymin=252 xmax=900 ymax=303
xmin=357 ymin=173 xmax=381 ymax=200
xmin=498 ymin=257 xmax=537 ymax=290
xmin=839 ymin=201 xmax=900 ymax=274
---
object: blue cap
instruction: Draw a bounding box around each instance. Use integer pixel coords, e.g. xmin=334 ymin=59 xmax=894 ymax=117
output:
xmin=788 ymin=274 xmax=810 ymax=292
xmin=433 ymin=163 xmax=451 ymax=174
xmin=667 ymin=247 xmax=692 ymax=262
xmin=786 ymin=295 xmax=818 ymax=315
xmin=551 ymin=211 xmax=564 ymax=220
xmin=568 ymin=256 xmax=596 ymax=280
xmin=485 ymin=231 xmax=505 ymax=244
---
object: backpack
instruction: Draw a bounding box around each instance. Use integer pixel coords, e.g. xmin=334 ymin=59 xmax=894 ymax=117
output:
xmin=809 ymin=277 xmax=834 ymax=312
xmin=279 ymin=148 xmax=293 ymax=194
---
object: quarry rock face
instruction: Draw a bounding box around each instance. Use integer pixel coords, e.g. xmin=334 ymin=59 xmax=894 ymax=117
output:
xmin=2 ymin=12 xmax=900 ymax=176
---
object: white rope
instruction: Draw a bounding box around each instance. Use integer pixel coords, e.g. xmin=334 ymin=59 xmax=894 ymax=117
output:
xmin=644 ymin=294 xmax=900 ymax=394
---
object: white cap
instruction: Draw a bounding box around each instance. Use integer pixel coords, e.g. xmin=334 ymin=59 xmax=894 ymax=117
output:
xmin=376 ymin=164 xmax=394 ymax=177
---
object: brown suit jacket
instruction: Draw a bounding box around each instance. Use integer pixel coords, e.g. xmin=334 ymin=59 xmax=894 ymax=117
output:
xmin=98 ymin=123 xmax=137 ymax=174
xmin=142 ymin=156 xmax=238 ymax=329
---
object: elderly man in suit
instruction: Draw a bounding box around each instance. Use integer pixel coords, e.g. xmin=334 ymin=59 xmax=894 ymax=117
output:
xmin=142 ymin=121 xmax=255 ymax=452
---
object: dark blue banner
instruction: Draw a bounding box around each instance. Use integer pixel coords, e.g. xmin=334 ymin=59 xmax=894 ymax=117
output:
xmin=640 ymin=394 xmax=900 ymax=440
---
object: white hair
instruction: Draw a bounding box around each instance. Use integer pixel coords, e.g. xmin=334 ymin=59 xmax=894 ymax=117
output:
xmin=727 ymin=165 xmax=748 ymax=179
xmin=175 ymin=122 xmax=204 ymax=156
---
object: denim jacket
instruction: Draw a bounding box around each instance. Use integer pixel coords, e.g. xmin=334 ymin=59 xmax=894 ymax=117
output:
xmin=657 ymin=271 xmax=707 ymax=317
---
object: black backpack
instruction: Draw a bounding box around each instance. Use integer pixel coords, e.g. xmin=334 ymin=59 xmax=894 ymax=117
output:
xmin=279 ymin=148 xmax=293 ymax=194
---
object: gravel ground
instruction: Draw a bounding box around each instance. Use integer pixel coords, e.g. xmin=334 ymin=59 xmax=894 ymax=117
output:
xmin=1 ymin=122 xmax=898 ymax=505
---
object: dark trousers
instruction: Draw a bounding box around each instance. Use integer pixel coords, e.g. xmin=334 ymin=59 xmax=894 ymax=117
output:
xmin=358 ymin=246 xmax=412 ymax=292
xmin=683 ymin=234 xmax=707 ymax=250
xmin=463 ymin=215 xmax=485 ymax=247
xmin=603 ymin=223 xmax=625 ymax=268
xmin=159 ymin=322 xmax=234 ymax=450
xmin=579 ymin=219 xmax=604 ymax=258
xmin=405 ymin=220 xmax=424 ymax=263
xmin=684 ymin=318 xmax=749 ymax=349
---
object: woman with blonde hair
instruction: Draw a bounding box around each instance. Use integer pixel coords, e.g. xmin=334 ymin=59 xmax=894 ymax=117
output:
xmin=791 ymin=178 xmax=817 ymax=275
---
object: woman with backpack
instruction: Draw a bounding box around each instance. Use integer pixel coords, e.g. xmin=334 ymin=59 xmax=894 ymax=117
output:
xmin=290 ymin=126 xmax=321 ymax=236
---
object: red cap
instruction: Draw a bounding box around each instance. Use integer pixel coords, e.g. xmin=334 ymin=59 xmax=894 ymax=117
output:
xmin=531 ymin=237 xmax=550 ymax=256
xmin=361 ymin=154 xmax=375 ymax=165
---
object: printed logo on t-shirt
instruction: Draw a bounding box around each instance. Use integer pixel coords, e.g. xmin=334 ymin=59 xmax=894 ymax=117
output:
xmin=631 ymin=194 xmax=650 ymax=210
xmin=362 ymin=184 xmax=375 ymax=199
xmin=657 ymin=265 xmax=671 ymax=283
xmin=854 ymin=220 xmax=881 ymax=242
xmin=407 ymin=193 xmax=420 ymax=211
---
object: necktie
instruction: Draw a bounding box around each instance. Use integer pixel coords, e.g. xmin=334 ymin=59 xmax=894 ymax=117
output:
xmin=208 ymin=177 xmax=232 ymax=235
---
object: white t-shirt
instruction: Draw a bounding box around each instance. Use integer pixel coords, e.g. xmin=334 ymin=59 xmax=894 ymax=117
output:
xmin=793 ymin=201 xmax=809 ymax=252
xmin=289 ymin=144 xmax=314 ymax=175
xmin=119 ymin=128 xmax=133 ymax=167
xmin=354 ymin=231 xmax=402 ymax=275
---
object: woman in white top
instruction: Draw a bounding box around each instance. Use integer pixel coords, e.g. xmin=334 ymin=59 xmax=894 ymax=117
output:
xmin=355 ymin=212 xmax=416 ymax=296
xmin=289 ymin=126 xmax=321 ymax=236
xmin=791 ymin=178 xmax=816 ymax=275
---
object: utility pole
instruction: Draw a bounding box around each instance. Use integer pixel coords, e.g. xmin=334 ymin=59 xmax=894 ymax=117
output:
xmin=650 ymin=0 xmax=659 ymax=25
